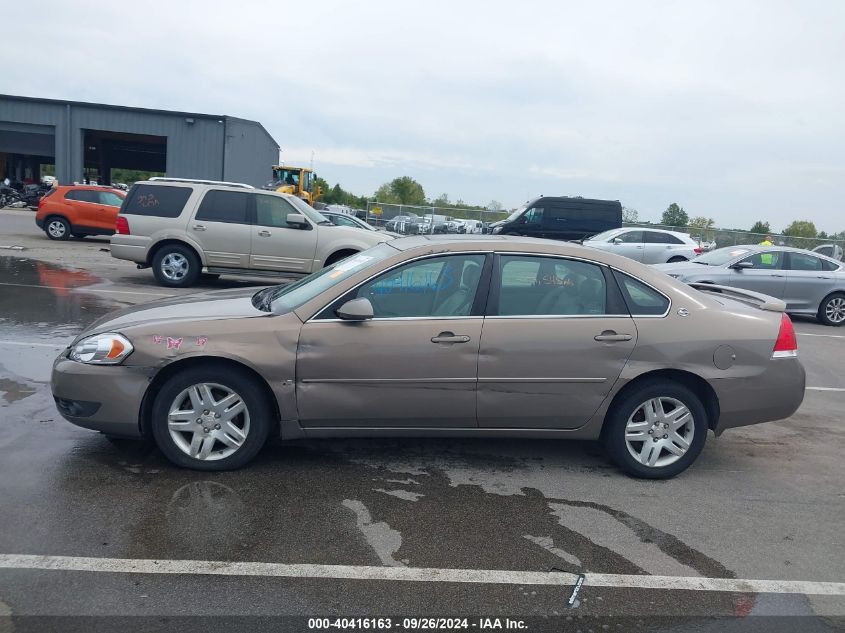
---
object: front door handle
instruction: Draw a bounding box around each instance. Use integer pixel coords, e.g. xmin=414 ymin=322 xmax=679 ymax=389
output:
xmin=431 ymin=332 xmax=471 ymax=344
xmin=258 ymin=229 xmax=272 ymax=237
xmin=192 ymin=224 xmax=207 ymax=231
xmin=595 ymin=330 xmax=633 ymax=342
xmin=771 ymin=274 xmax=785 ymax=278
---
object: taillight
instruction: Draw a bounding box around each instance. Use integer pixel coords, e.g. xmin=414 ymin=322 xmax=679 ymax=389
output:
xmin=694 ymin=247 xmax=703 ymax=255
xmin=772 ymin=313 xmax=798 ymax=358
xmin=115 ymin=216 xmax=130 ymax=235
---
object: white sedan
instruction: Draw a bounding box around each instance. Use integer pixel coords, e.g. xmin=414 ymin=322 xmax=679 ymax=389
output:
xmin=583 ymin=228 xmax=702 ymax=263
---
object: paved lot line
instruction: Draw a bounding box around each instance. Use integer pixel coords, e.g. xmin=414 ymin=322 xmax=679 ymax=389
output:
xmin=1 ymin=554 xmax=844 ymax=596
xmin=0 ymin=281 xmax=171 ymax=298
xmin=806 ymin=387 xmax=845 ymax=392
xmin=797 ymin=332 xmax=845 ymax=339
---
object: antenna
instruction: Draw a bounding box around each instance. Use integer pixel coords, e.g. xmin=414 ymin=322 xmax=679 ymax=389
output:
xmin=310 ymin=150 xmax=315 ymax=171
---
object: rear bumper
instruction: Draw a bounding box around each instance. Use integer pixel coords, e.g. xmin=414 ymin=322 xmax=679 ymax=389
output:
xmin=109 ymin=237 xmax=149 ymax=265
xmin=711 ymin=357 xmax=806 ymax=434
xmin=51 ymin=355 xmax=150 ymax=437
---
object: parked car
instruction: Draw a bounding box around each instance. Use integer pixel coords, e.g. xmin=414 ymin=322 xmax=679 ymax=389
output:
xmin=417 ymin=215 xmax=448 ymax=234
xmin=489 ymin=196 xmax=622 ymax=241
xmin=34 ymin=185 xmax=126 ymax=240
xmin=53 ymin=235 xmax=804 ymax=478
xmin=384 ymin=214 xmax=421 ymax=234
xmin=813 ymin=244 xmax=843 ymax=261
xmin=654 ymin=245 xmax=845 ymax=326
xmin=583 ymin=228 xmax=702 ymax=263
xmin=321 ymin=209 xmax=378 ymax=231
xmin=109 ymin=178 xmax=392 ymax=288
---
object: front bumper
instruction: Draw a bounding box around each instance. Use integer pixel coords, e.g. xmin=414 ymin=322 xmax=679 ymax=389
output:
xmin=51 ymin=355 xmax=151 ymax=437
xmin=711 ymin=357 xmax=806 ymax=434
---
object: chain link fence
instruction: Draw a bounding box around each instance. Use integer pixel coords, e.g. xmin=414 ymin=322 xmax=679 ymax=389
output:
xmin=364 ymin=202 xmax=508 ymax=235
xmin=622 ymin=222 xmax=844 ymax=253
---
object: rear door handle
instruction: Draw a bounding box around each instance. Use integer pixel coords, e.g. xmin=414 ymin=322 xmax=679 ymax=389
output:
xmin=595 ymin=331 xmax=633 ymax=342
xmin=192 ymin=224 xmax=207 ymax=231
xmin=258 ymin=229 xmax=272 ymax=237
xmin=431 ymin=332 xmax=471 ymax=344
xmin=772 ymin=274 xmax=785 ymax=278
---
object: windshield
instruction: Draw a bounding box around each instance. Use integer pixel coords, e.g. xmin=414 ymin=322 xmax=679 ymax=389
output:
xmin=693 ymin=247 xmax=752 ymax=266
xmin=586 ymin=228 xmax=625 ymax=242
xmin=285 ymin=195 xmax=330 ymax=224
xmin=265 ymin=243 xmax=396 ymax=313
xmin=504 ymin=204 xmax=528 ymax=223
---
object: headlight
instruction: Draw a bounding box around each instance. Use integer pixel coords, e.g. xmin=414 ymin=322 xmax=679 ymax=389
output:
xmin=491 ymin=226 xmax=502 ymax=234
xmin=69 ymin=333 xmax=133 ymax=365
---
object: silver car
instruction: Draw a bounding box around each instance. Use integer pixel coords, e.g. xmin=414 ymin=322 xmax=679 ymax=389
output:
xmin=584 ymin=228 xmax=702 ymax=263
xmin=654 ymin=245 xmax=845 ymax=326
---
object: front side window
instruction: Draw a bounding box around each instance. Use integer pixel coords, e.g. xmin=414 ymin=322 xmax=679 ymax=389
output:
xmin=342 ymin=254 xmax=486 ymax=319
xmin=614 ymin=272 xmax=669 ymax=316
xmin=740 ymin=251 xmax=783 ymax=269
xmin=496 ymin=255 xmax=608 ymax=316
xmin=255 ymin=194 xmax=300 ymax=228
xmin=195 ymin=190 xmax=249 ymax=224
xmin=522 ymin=207 xmax=544 ymax=225
xmin=617 ymin=230 xmax=644 ymax=244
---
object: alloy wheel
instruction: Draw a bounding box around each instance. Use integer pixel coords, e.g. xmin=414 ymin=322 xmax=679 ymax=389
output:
xmin=825 ymin=297 xmax=845 ymax=324
xmin=624 ymin=397 xmax=695 ymax=468
xmin=167 ymin=383 xmax=250 ymax=461
xmin=161 ymin=253 xmax=189 ymax=281
xmin=47 ymin=220 xmax=67 ymax=238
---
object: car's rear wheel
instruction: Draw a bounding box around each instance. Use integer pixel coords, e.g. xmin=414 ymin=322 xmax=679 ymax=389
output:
xmin=151 ymin=366 xmax=272 ymax=471
xmin=668 ymin=256 xmax=687 ymax=263
xmin=818 ymin=293 xmax=845 ymax=327
xmin=152 ymin=244 xmax=200 ymax=288
xmin=45 ymin=216 xmax=70 ymax=241
xmin=602 ymin=381 xmax=708 ymax=479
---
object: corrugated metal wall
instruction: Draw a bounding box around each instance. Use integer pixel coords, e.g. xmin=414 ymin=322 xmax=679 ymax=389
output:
xmin=0 ymin=96 xmax=279 ymax=186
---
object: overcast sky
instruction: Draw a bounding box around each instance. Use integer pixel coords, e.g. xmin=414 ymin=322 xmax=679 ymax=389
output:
xmin=6 ymin=1 xmax=845 ymax=231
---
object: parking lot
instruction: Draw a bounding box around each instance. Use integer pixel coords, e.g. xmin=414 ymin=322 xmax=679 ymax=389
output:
xmin=1 ymin=208 xmax=844 ymax=630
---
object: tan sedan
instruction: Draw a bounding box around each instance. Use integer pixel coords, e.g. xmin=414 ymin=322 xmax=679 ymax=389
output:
xmin=51 ymin=236 xmax=805 ymax=478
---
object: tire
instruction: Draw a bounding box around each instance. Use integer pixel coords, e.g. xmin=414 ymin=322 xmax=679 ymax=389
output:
xmin=45 ymin=216 xmax=71 ymax=241
xmin=151 ymin=243 xmax=201 ymax=288
xmin=602 ymin=380 xmax=708 ymax=479
xmin=324 ymin=250 xmax=357 ymax=267
xmin=150 ymin=365 xmax=272 ymax=471
xmin=818 ymin=292 xmax=845 ymax=327
xmin=668 ymin=256 xmax=687 ymax=263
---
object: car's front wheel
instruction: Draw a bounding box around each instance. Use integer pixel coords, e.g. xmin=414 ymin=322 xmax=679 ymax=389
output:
xmin=45 ymin=216 xmax=71 ymax=240
xmin=818 ymin=292 xmax=845 ymax=327
xmin=151 ymin=244 xmax=200 ymax=288
xmin=151 ymin=366 xmax=272 ymax=470
xmin=667 ymin=256 xmax=687 ymax=263
xmin=602 ymin=381 xmax=708 ymax=479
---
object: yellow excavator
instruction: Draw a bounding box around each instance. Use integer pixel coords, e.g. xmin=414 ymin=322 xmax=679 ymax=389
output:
xmin=267 ymin=165 xmax=322 ymax=206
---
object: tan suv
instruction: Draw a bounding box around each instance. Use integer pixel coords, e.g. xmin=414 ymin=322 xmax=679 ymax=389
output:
xmin=110 ymin=178 xmax=392 ymax=287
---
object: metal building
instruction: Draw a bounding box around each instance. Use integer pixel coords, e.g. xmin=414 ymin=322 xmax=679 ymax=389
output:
xmin=0 ymin=94 xmax=279 ymax=187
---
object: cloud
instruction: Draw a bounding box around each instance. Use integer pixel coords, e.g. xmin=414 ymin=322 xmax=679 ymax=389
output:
xmin=4 ymin=0 xmax=845 ymax=231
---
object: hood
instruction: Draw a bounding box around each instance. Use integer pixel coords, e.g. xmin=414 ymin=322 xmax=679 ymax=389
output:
xmin=82 ymin=287 xmax=270 ymax=335
xmin=323 ymin=223 xmax=391 ymax=244
xmin=651 ymin=261 xmax=714 ymax=277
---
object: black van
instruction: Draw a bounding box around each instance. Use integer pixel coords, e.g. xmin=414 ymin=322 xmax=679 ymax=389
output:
xmin=489 ymin=196 xmax=622 ymax=241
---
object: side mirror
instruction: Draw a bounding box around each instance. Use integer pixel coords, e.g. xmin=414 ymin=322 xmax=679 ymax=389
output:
xmin=612 ymin=237 xmax=623 ymax=244
xmin=286 ymin=213 xmax=309 ymax=228
xmin=336 ymin=297 xmax=374 ymax=321
xmin=731 ymin=261 xmax=754 ymax=270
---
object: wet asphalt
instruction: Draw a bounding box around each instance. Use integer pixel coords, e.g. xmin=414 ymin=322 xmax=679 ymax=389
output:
xmin=0 ymin=211 xmax=843 ymax=631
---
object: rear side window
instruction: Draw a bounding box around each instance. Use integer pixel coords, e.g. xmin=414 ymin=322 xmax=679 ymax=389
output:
xmin=613 ymin=272 xmax=669 ymax=316
xmin=65 ymin=190 xmax=99 ymax=203
xmin=788 ymin=253 xmax=827 ymax=271
xmin=122 ymin=185 xmax=191 ymax=218
xmin=646 ymin=231 xmax=684 ymax=244
xmin=99 ymin=191 xmax=124 ymax=207
xmin=195 ymin=190 xmax=250 ymax=224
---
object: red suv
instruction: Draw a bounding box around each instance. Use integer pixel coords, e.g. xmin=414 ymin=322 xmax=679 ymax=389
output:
xmin=35 ymin=185 xmax=126 ymax=240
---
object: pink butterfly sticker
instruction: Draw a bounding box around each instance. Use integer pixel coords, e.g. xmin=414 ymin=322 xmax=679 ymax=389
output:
xmin=152 ymin=335 xmax=163 ymax=345
xmin=166 ymin=337 xmax=183 ymax=350
xmin=196 ymin=336 xmax=208 ymax=347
